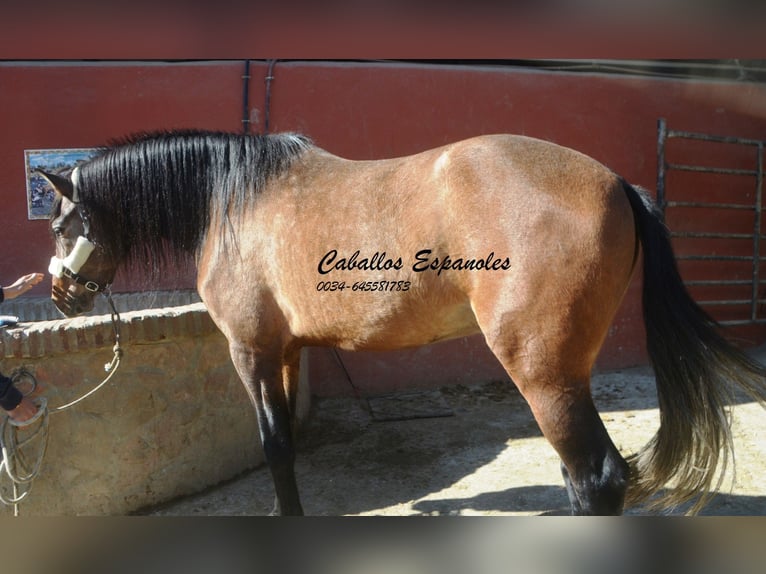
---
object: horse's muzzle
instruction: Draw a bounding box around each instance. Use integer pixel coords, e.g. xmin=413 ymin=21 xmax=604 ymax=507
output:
xmin=52 ymin=283 xmax=96 ymax=317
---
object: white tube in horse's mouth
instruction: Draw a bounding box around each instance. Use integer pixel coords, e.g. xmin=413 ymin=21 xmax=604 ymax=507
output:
xmin=48 ymin=236 xmax=96 ymax=278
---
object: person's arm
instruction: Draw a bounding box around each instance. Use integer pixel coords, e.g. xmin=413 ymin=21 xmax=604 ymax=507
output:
xmin=1 ymin=273 xmax=44 ymax=302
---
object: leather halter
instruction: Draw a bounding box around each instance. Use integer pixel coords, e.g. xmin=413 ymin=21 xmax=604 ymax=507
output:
xmin=49 ymin=232 xmax=110 ymax=294
xmin=60 ymin=263 xmax=109 ymax=293
xmin=49 ymin=180 xmax=112 ymax=294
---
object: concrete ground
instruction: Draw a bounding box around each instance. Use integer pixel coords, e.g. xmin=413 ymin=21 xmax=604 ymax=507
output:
xmin=143 ymin=348 xmax=766 ymax=517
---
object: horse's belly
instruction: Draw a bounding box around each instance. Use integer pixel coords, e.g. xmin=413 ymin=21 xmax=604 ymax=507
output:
xmin=353 ymin=300 xmax=479 ymax=350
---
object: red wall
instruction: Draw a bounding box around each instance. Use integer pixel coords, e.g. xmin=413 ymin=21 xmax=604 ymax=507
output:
xmin=0 ymin=61 xmax=246 ymax=292
xmin=3 ymin=61 xmax=765 ymax=392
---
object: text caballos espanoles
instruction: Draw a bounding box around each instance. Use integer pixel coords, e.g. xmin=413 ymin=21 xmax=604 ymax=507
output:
xmin=317 ymin=249 xmax=511 ymax=276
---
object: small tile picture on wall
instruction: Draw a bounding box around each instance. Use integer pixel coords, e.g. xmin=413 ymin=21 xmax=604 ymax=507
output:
xmin=24 ymin=148 xmax=98 ymax=220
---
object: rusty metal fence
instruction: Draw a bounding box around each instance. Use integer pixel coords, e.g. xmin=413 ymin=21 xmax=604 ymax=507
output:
xmin=657 ymin=118 xmax=766 ymax=326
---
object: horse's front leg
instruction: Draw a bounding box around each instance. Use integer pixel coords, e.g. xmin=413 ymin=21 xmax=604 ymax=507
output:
xmin=229 ymin=341 xmax=304 ymax=516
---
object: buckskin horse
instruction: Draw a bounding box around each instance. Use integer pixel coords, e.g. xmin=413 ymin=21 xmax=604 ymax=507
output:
xmin=43 ymin=130 xmax=766 ymax=515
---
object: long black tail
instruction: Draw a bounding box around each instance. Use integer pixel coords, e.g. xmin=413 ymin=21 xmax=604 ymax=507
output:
xmin=622 ymin=180 xmax=766 ymax=513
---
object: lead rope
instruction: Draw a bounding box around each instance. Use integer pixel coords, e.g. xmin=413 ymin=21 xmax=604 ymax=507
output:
xmin=0 ymin=289 xmax=123 ymax=516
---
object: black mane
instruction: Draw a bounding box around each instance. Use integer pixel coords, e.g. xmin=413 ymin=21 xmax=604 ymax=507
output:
xmin=75 ymin=129 xmax=312 ymax=270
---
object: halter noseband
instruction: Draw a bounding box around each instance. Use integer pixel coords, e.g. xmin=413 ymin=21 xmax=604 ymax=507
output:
xmin=48 ymin=236 xmax=110 ymax=294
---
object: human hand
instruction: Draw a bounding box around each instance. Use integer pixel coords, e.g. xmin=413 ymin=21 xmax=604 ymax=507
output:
xmin=6 ymin=395 xmax=38 ymax=423
xmin=3 ymin=273 xmax=44 ymax=300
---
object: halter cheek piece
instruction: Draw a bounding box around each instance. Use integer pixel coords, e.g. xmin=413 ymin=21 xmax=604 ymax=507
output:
xmin=48 ymin=168 xmax=110 ymax=294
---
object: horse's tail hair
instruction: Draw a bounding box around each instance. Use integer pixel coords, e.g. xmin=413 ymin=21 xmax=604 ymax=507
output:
xmin=622 ymin=179 xmax=766 ymax=514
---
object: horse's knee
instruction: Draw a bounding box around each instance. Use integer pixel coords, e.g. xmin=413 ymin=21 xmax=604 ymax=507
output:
xmin=258 ymin=412 xmax=303 ymax=516
xmin=260 ymin=428 xmax=295 ymax=465
xmin=254 ymin=388 xmax=297 ymax=473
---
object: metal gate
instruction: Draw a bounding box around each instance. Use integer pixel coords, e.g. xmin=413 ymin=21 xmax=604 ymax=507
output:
xmin=657 ymin=118 xmax=766 ymax=326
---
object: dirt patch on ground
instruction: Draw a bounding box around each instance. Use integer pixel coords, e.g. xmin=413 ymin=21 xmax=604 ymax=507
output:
xmin=145 ymin=351 xmax=766 ymax=516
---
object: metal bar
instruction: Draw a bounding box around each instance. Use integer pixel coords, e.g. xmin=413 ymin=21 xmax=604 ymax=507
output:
xmin=684 ymin=279 xmax=753 ymax=286
xmin=666 ymin=129 xmax=764 ymax=147
xmin=666 ymin=200 xmax=754 ymax=211
xmin=263 ymin=59 xmax=277 ymax=134
xmin=676 ymin=255 xmax=758 ymax=261
xmin=670 ymin=231 xmax=753 ymax=239
xmin=657 ymin=118 xmax=667 ymax=214
xmin=697 ymin=299 xmax=754 ymax=306
xmin=720 ymin=319 xmax=766 ymax=326
xmin=753 ymin=143 xmax=764 ymax=320
xmin=521 ymin=60 xmax=766 ymax=82
xmin=666 ymin=163 xmax=758 ymax=176
xmin=241 ymin=59 xmax=251 ymax=134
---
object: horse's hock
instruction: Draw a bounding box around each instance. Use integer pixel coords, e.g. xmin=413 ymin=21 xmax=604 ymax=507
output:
xmin=0 ymin=291 xmax=265 ymax=516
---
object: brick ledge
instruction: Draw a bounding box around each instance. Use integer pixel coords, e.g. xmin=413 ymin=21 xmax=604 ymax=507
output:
xmin=1 ymin=302 xmax=218 ymax=359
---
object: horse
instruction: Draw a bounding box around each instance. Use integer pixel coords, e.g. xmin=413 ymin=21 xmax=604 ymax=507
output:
xmin=42 ymin=130 xmax=766 ymax=515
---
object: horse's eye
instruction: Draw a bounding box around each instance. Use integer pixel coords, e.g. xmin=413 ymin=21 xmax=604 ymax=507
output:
xmin=52 ymin=227 xmax=64 ymax=238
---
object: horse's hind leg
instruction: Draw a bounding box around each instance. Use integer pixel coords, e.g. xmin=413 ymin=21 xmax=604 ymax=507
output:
xmin=229 ymin=342 xmax=304 ymax=516
xmin=515 ymin=368 xmax=629 ymax=515
xmin=471 ymin=179 xmax=636 ymax=514
xmin=483 ymin=326 xmax=630 ymax=515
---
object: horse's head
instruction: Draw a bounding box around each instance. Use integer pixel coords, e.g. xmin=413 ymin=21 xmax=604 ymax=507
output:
xmin=43 ymin=170 xmax=118 ymax=317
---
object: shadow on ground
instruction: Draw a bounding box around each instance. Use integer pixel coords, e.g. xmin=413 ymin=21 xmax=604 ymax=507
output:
xmin=143 ymin=350 xmax=766 ymax=516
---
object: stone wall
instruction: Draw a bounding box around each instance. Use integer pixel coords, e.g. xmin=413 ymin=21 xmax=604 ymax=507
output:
xmin=0 ymin=293 xmax=264 ymax=515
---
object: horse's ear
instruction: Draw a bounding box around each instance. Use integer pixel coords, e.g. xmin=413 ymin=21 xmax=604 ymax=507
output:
xmin=38 ymin=170 xmax=76 ymax=201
